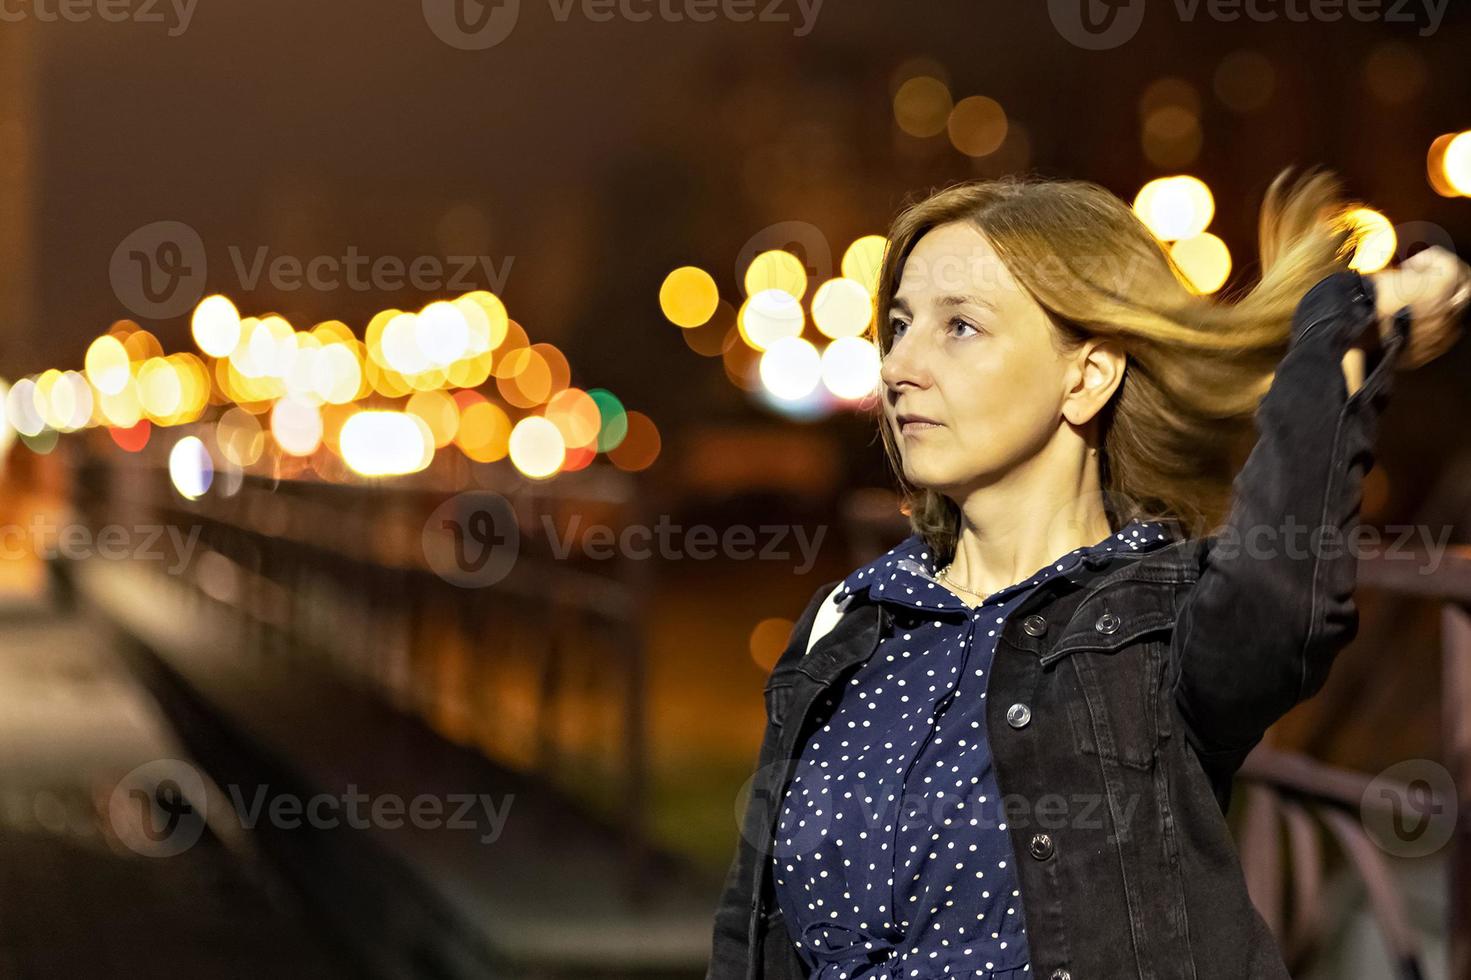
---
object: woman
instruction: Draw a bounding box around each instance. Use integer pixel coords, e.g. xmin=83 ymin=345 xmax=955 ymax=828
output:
xmin=708 ymin=168 xmax=1470 ymax=980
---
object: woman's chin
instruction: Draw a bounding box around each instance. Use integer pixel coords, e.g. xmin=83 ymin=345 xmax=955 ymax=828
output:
xmin=902 ymin=462 xmax=964 ymax=492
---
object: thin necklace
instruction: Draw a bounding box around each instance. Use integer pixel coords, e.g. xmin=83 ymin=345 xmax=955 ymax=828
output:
xmin=936 ymin=563 xmax=986 ymax=600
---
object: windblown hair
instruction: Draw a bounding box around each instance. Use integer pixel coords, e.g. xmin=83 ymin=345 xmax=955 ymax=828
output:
xmin=873 ymin=168 xmax=1367 ymax=566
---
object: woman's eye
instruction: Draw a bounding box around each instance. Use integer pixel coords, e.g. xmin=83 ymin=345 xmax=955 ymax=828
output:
xmin=890 ymin=318 xmax=910 ymax=337
xmin=950 ymin=317 xmax=979 ymax=337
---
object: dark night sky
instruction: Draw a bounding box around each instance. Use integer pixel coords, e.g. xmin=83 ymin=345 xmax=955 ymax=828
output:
xmin=12 ymin=0 xmax=1471 ymax=508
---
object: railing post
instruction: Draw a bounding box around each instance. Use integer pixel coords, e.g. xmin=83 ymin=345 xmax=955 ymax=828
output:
xmin=1443 ymin=602 xmax=1471 ymax=980
xmin=621 ymin=485 xmax=652 ymax=909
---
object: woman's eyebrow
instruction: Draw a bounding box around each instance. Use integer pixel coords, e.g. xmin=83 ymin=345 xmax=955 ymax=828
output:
xmin=936 ymin=293 xmax=997 ymax=312
xmin=890 ymin=294 xmax=996 ymax=315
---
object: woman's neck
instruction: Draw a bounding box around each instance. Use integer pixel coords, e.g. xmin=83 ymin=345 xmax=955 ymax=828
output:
xmin=941 ymin=447 xmax=1112 ymax=598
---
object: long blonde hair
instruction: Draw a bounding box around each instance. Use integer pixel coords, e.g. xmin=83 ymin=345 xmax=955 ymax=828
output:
xmin=873 ymin=168 xmax=1366 ymax=566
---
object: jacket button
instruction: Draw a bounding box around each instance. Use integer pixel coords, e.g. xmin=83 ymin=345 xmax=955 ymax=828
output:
xmin=1049 ymin=970 xmax=1071 ymax=980
xmin=1028 ymin=833 xmax=1054 ymax=860
xmin=1006 ymin=702 xmax=1031 ymax=728
xmin=1022 ymin=614 xmax=1048 ymax=636
xmin=1094 ymin=612 xmax=1120 ymax=635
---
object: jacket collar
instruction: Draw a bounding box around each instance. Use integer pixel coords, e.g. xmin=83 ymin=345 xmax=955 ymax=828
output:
xmin=834 ymin=518 xmax=1182 ymax=615
xmin=798 ymin=527 xmax=1203 ymax=685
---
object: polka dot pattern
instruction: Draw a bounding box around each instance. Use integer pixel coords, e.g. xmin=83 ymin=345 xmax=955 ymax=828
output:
xmin=769 ymin=520 xmax=1175 ymax=978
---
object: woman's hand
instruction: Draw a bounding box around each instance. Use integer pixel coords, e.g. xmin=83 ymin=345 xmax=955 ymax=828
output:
xmin=1368 ymin=245 xmax=1471 ymax=370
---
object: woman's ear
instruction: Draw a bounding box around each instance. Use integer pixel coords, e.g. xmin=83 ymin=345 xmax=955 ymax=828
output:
xmin=1062 ymin=338 xmax=1126 ymax=427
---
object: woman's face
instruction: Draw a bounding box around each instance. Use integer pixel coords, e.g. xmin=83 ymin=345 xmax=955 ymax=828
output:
xmin=879 ymin=220 xmax=1086 ymax=494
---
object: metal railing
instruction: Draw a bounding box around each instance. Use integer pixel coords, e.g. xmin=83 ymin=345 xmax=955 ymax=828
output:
xmin=69 ymin=433 xmax=662 ymax=904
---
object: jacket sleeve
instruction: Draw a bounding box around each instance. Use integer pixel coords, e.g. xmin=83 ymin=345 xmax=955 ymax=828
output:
xmin=1169 ymin=270 xmax=1407 ymax=780
xmin=707 ymin=578 xmax=840 ymax=979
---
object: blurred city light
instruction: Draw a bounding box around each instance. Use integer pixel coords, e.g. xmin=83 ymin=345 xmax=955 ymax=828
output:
xmin=192 ymin=295 xmax=243 ymax=358
xmin=840 ymin=235 xmax=887 ymax=294
xmin=1347 ymin=208 xmax=1397 ymax=273
xmin=948 ymin=95 xmax=1008 ymax=158
xmin=758 ymin=336 xmax=822 ymax=401
xmin=168 ymin=435 xmax=214 ymax=500
xmin=820 ymin=336 xmax=882 ymax=400
xmin=811 ymin=277 xmax=874 ymax=340
xmin=1170 ymin=232 xmax=1233 ymax=294
xmin=743 ymin=249 xmax=808 ymax=300
xmin=738 ymin=288 xmax=805 ymax=351
xmin=1441 ymin=132 xmax=1471 ymax=197
xmin=893 ymin=75 xmax=952 ymax=139
xmin=340 ymin=411 xmax=433 ymax=477
xmin=659 ymin=266 xmax=720 ymax=327
xmin=1133 ymin=175 xmax=1215 ymax=241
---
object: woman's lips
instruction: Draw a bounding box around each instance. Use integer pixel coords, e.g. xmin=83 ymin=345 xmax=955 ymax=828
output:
xmin=900 ymin=420 xmax=942 ymax=436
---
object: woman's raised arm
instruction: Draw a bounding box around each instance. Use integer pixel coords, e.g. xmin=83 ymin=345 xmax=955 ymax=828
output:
xmin=1168 ymin=253 xmax=1465 ymax=781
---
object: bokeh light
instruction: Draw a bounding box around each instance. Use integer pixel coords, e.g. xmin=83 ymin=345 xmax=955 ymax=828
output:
xmin=948 ymin=95 xmax=1007 ymax=157
xmin=758 ymin=336 xmax=822 ymax=401
xmin=168 ymin=436 xmax=214 ymax=500
xmin=1133 ymin=175 xmax=1215 ymax=241
xmin=508 ymin=415 xmax=566 ymax=479
xmin=271 ymin=395 xmax=324 ymax=457
xmin=84 ymin=335 xmax=131 ymax=396
xmin=1441 ymin=132 xmax=1471 ymax=197
xmin=893 ymin=76 xmax=952 ymax=138
xmin=1347 ymin=208 xmax=1397 ymax=273
xmin=743 ymin=250 xmax=808 ymax=300
xmin=340 ymin=411 xmax=434 ymax=477
xmin=738 ymin=289 xmax=805 ymax=351
xmin=811 ymin=278 xmax=874 ymax=340
xmin=820 ymin=336 xmax=882 ymax=400
xmin=841 ymin=236 xmax=887 ymax=295
xmin=192 ymin=295 xmax=243 ymax=358
xmin=1170 ymin=233 xmax=1233 ymax=294
xmin=659 ymin=266 xmax=720 ymax=328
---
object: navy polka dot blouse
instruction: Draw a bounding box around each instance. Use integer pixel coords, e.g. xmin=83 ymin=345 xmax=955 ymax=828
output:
xmin=770 ymin=519 xmax=1176 ymax=978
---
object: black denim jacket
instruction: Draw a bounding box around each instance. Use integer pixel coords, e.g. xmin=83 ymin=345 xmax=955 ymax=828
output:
xmin=707 ymin=270 xmax=1406 ymax=980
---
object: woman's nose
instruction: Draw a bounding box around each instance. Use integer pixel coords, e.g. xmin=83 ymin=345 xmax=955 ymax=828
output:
xmin=880 ymin=333 xmax=928 ymax=393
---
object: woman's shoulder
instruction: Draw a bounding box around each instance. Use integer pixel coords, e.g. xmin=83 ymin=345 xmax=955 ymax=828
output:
xmin=832 ymin=531 xmax=931 ymax=606
xmin=775 ymin=534 xmax=928 ymax=673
